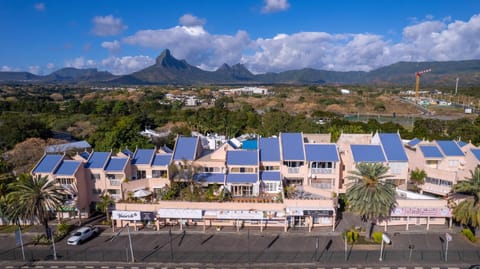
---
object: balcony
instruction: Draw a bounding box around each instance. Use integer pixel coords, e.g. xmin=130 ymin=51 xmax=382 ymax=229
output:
xmin=287 ymin=167 xmax=300 ymax=174
xmin=311 ymin=168 xmax=333 ymax=174
xmin=109 ymin=180 xmax=121 ymax=186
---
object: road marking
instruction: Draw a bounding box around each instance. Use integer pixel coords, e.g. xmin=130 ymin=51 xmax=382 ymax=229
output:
xmin=51 ymin=266 xmax=58 ymax=269
xmin=34 ymin=266 xmax=43 ymax=269
xmin=66 ymin=266 xmax=77 ymax=269
xmin=6 ymin=266 xmax=14 ymax=269
xmin=85 ymin=266 xmax=94 ymax=269
xmin=101 ymin=267 xmax=109 ymax=269
xmin=380 ymin=267 xmax=390 ymax=269
xmin=116 ymin=267 xmax=124 ymax=269
xmin=398 ymin=267 xmax=407 ymax=269
xmin=432 ymin=267 xmax=440 ymax=269
xmin=448 ymin=268 xmax=460 ymax=269
xmin=414 ymin=267 xmax=423 ymax=269
xmin=146 ymin=267 xmax=155 ymax=269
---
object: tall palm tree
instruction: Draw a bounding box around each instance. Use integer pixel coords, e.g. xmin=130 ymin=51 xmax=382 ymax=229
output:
xmin=96 ymin=194 xmax=115 ymax=221
xmin=410 ymin=168 xmax=427 ymax=193
xmin=452 ymin=167 xmax=480 ymax=230
xmin=6 ymin=174 xmax=65 ymax=236
xmin=345 ymin=163 xmax=397 ymax=238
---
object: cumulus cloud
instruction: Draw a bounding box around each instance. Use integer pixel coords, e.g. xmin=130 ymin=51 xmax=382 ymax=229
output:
xmin=179 ymin=14 xmax=206 ymax=27
xmin=261 ymin=0 xmax=290 ymax=13
xmin=101 ymin=40 xmax=121 ymax=53
xmin=1 ymin=65 xmax=13 ymax=72
xmin=101 ymin=55 xmax=154 ymax=75
xmin=65 ymin=57 xmax=96 ymax=69
xmin=34 ymin=3 xmax=45 ymax=11
xmin=28 ymin=66 xmax=41 ymax=75
xmin=92 ymin=15 xmax=127 ymax=36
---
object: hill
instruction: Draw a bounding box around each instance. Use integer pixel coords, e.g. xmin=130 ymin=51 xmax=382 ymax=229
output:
xmin=1 ymin=49 xmax=479 ymax=86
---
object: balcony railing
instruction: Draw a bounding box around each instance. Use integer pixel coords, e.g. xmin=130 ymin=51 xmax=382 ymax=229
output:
xmin=287 ymin=167 xmax=300 ymax=174
xmin=109 ymin=180 xmax=121 ymax=186
xmin=311 ymin=168 xmax=333 ymax=174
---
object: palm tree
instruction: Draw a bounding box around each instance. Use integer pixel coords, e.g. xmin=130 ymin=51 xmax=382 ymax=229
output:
xmin=451 ymin=167 xmax=480 ymax=230
xmin=345 ymin=163 xmax=397 ymax=238
xmin=410 ymin=168 xmax=427 ymax=193
xmin=96 ymin=194 xmax=115 ymax=221
xmin=6 ymin=174 xmax=65 ymax=236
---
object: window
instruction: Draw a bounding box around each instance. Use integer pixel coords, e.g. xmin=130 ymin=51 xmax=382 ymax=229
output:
xmin=261 ymin=166 xmax=280 ymax=171
xmin=231 ymin=167 xmax=255 ymax=173
xmin=231 ymin=185 xmax=253 ymax=197
xmin=448 ymin=160 xmax=459 ymax=168
xmin=425 ymin=177 xmax=452 ymax=187
xmin=91 ymin=174 xmax=100 ymax=180
xmin=264 ymin=182 xmax=278 ymax=192
xmin=152 ymin=170 xmax=167 ymax=178
xmin=57 ymin=178 xmax=73 ymax=185
xmin=426 ymin=160 xmax=438 ymax=168
xmin=204 ymin=167 xmax=222 ymax=173
xmin=137 ymin=170 xmax=146 ymax=179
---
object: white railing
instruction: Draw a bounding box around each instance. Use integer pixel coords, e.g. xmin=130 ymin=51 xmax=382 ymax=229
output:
xmin=287 ymin=167 xmax=300 ymax=174
xmin=311 ymin=168 xmax=333 ymax=174
xmin=109 ymin=180 xmax=121 ymax=186
xmin=311 ymin=183 xmax=332 ymax=189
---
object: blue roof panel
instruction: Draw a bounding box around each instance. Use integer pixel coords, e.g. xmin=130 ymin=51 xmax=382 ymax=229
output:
xmin=173 ymin=137 xmax=198 ymax=161
xmin=280 ymin=133 xmax=305 ymax=161
xmin=242 ymin=139 xmax=258 ymax=150
xmin=351 ymin=145 xmax=386 ymax=162
xmin=259 ymin=137 xmax=280 ymax=162
xmin=379 ymin=133 xmax=408 ymax=161
xmin=161 ymin=145 xmax=173 ymax=153
xmin=122 ymin=149 xmax=133 ymax=157
xmin=457 ymin=141 xmax=468 ymax=148
xmin=33 ymin=155 xmax=63 ymax=173
xmin=79 ymin=152 xmax=90 ymax=160
xmin=227 ymin=173 xmax=258 ymax=183
xmin=85 ymin=152 xmax=110 ymax=169
xmin=436 ymin=140 xmax=464 ymax=156
xmin=305 ymin=144 xmax=339 ymax=162
xmin=226 ymin=150 xmax=258 ymax=166
xmin=419 ymin=145 xmax=444 ymax=158
xmin=54 ymin=160 xmax=81 ymax=176
xmin=152 ymin=154 xmax=172 ymax=166
xmin=407 ymin=138 xmax=421 ymax=147
xmin=194 ymin=173 xmax=225 ymax=183
xmin=132 ymin=149 xmax=155 ymax=165
xmin=105 ymin=157 xmax=128 ymax=171
xmin=260 ymin=171 xmax=281 ymax=181
xmin=471 ymin=149 xmax=480 ymax=161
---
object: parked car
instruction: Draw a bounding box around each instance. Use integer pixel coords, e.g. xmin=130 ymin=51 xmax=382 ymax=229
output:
xmin=67 ymin=226 xmax=98 ymax=245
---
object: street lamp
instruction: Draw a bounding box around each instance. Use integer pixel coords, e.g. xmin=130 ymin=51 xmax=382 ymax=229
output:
xmin=379 ymin=233 xmax=391 ymax=261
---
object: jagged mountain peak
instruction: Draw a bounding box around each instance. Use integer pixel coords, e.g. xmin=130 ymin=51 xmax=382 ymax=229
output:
xmin=155 ymin=49 xmax=188 ymax=69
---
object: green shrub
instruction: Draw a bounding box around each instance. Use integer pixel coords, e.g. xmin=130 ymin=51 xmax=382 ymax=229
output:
xmin=372 ymin=231 xmax=383 ymax=244
xmin=343 ymin=228 xmax=359 ymax=244
xmin=461 ymin=228 xmax=478 ymax=243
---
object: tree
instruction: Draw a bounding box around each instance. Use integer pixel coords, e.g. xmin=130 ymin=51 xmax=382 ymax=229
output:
xmin=345 ymin=163 xmax=397 ymax=238
xmin=409 ymin=168 xmax=427 ymax=193
xmin=451 ymin=167 xmax=480 ymax=231
xmin=96 ymin=194 xmax=115 ymax=221
xmin=6 ymin=174 xmax=65 ymax=236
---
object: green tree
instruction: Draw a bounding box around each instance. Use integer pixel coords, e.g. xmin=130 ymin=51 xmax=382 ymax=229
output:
xmin=345 ymin=163 xmax=397 ymax=238
xmin=452 ymin=168 xmax=480 ymax=230
xmin=6 ymin=174 xmax=65 ymax=236
xmin=409 ymin=168 xmax=427 ymax=193
xmin=95 ymin=194 xmax=115 ymax=221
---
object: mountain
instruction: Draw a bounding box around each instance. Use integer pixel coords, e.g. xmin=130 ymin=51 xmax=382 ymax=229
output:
xmin=1 ymin=49 xmax=480 ymax=86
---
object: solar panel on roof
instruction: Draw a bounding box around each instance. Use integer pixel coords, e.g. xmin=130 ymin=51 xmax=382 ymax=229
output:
xmin=226 ymin=173 xmax=258 ymax=183
xmin=436 ymin=140 xmax=464 ymax=156
xmin=132 ymin=149 xmax=155 ymax=165
xmin=407 ymin=138 xmax=421 ymax=147
xmin=226 ymin=150 xmax=258 ymax=165
xmin=105 ymin=157 xmax=128 ymax=171
xmin=54 ymin=160 xmax=81 ymax=176
xmin=152 ymin=154 xmax=172 ymax=166
xmin=471 ymin=149 xmax=480 ymax=161
xmin=260 ymin=171 xmax=281 ymax=181
xmin=259 ymin=137 xmax=280 ymax=162
xmin=419 ymin=145 xmax=443 ymax=158
xmin=86 ymin=152 xmax=110 ymax=169
xmin=33 ymin=155 xmax=63 ymax=173
xmin=173 ymin=137 xmax=198 ymax=161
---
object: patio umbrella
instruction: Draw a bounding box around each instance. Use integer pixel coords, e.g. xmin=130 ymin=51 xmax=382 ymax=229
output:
xmin=133 ymin=189 xmax=152 ymax=198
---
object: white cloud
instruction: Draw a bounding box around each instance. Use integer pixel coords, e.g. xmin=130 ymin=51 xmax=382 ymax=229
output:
xmin=261 ymin=0 xmax=290 ymax=13
xmin=65 ymin=57 xmax=96 ymax=69
xmin=101 ymin=55 xmax=154 ymax=75
xmin=34 ymin=3 xmax=45 ymax=11
xmin=179 ymin=14 xmax=206 ymax=27
xmin=92 ymin=15 xmax=127 ymax=36
xmin=101 ymin=40 xmax=121 ymax=53
xmin=28 ymin=66 xmax=41 ymax=75
xmin=1 ymin=65 xmax=13 ymax=72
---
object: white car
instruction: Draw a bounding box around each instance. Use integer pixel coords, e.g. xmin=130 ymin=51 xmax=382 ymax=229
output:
xmin=67 ymin=226 xmax=98 ymax=245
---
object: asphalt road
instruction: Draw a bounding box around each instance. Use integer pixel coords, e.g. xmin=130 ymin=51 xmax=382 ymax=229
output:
xmin=0 ymin=230 xmax=479 ymax=268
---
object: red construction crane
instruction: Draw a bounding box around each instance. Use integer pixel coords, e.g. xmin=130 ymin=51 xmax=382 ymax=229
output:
xmin=415 ymin=68 xmax=431 ymax=102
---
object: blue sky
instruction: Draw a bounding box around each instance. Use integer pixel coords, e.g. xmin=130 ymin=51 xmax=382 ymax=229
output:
xmin=1 ymin=0 xmax=479 ymax=75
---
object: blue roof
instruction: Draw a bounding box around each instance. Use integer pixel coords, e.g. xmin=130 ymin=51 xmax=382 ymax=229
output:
xmin=161 ymin=145 xmax=173 ymax=153
xmin=379 ymin=133 xmax=408 ymax=162
xmin=280 ymin=133 xmax=305 ymax=161
xmin=351 ymin=145 xmax=386 ymax=162
xmin=419 ymin=145 xmax=444 ymax=159
xmin=457 ymin=141 xmax=468 ymax=148
xmin=45 ymin=140 xmax=91 ymax=153
xmin=471 ymin=149 xmax=480 ymax=161
xmin=173 ymin=136 xmax=198 ymax=161
xmin=260 ymin=171 xmax=281 ymax=181
xmin=227 ymin=173 xmax=258 ymax=183
xmin=242 ymin=139 xmax=258 ymax=150
xmin=305 ymin=144 xmax=339 ymax=162
xmin=436 ymin=140 xmax=464 ymax=157
xmin=54 ymin=160 xmax=81 ymax=176
xmin=407 ymin=138 xmax=421 ymax=147
xmin=194 ymin=173 xmax=225 ymax=183
xmin=85 ymin=152 xmax=110 ymax=169
xmin=105 ymin=157 xmax=128 ymax=171
xmin=259 ymin=137 xmax=280 ymax=162
xmin=33 ymin=155 xmax=63 ymax=173
xmin=226 ymin=150 xmax=258 ymax=166
xmin=79 ymin=151 xmax=90 ymax=160
xmin=122 ymin=149 xmax=133 ymax=157
xmin=132 ymin=149 xmax=155 ymax=165
xmin=152 ymin=154 xmax=172 ymax=166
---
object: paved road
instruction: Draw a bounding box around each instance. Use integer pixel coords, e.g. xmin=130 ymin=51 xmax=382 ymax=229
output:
xmin=0 ymin=229 xmax=478 ymax=268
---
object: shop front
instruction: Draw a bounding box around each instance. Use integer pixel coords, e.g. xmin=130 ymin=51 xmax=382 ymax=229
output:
xmin=286 ymin=207 xmax=335 ymax=231
xmin=112 ymin=210 xmax=156 ymax=231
